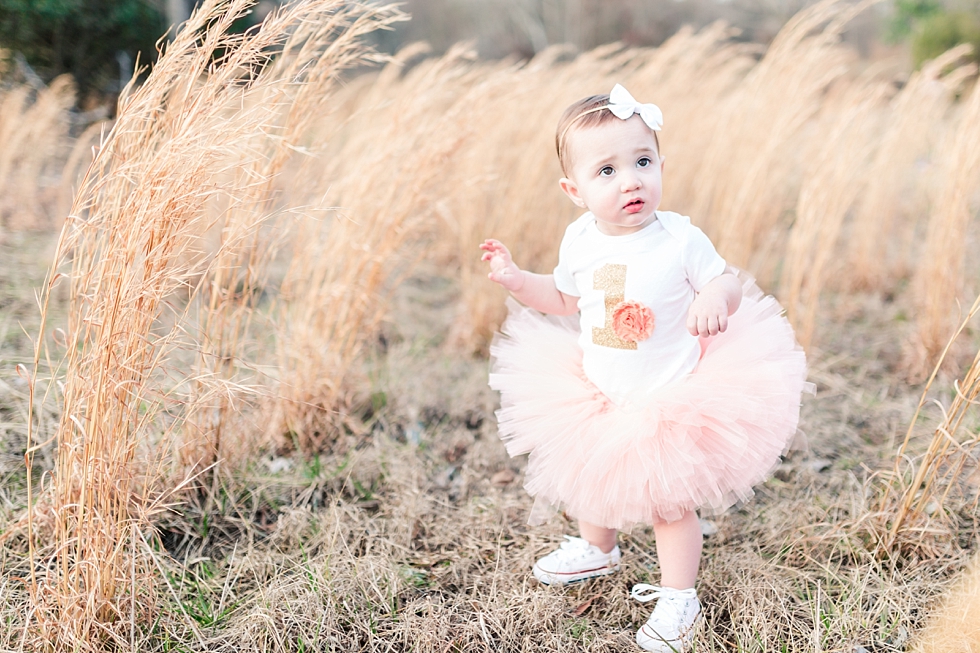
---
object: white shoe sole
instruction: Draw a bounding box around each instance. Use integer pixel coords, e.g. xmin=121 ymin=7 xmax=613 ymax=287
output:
xmin=532 ymin=561 xmax=620 ymax=585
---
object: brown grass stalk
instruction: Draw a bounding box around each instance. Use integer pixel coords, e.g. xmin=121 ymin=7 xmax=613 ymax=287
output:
xmin=56 ymin=122 xmax=108 ymax=234
xmin=693 ymin=0 xmax=870 ymax=279
xmin=0 ymin=76 xmax=75 ymax=232
xmin=847 ymin=46 xmax=975 ymax=292
xmin=879 ymin=292 xmax=980 ymax=554
xmin=275 ymin=43 xmax=469 ymax=450
xmin=177 ymin=0 xmax=407 ymax=474
xmin=22 ymin=0 xmax=401 ymax=648
xmin=910 ymin=75 xmax=980 ymax=373
xmin=781 ymin=78 xmax=884 ymax=347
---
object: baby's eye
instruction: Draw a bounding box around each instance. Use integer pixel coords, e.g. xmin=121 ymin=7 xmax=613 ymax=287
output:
xmin=637 ymin=157 xmax=652 ymax=168
xmin=599 ymin=166 xmax=615 ymax=177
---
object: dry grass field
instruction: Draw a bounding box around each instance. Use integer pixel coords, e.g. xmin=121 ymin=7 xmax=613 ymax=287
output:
xmin=0 ymin=0 xmax=979 ymax=650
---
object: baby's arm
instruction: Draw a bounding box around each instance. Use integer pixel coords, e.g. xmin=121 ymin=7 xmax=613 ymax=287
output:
xmin=687 ymin=269 xmax=742 ymax=337
xmin=480 ymin=239 xmax=579 ymax=316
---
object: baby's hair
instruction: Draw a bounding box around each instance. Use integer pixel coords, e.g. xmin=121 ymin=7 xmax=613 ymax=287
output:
xmin=555 ymin=94 xmax=661 ymax=175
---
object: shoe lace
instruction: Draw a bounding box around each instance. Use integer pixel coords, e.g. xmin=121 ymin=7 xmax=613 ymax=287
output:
xmin=557 ymin=535 xmax=591 ymax=558
xmin=631 ymin=584 xmax=697 ymax=603
xmin=631 ymin=584 xmax=698 ymax=623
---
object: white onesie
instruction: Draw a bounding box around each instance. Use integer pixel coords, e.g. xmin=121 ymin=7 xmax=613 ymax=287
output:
xmin=552 ymin=210 xmax=726 ymax=405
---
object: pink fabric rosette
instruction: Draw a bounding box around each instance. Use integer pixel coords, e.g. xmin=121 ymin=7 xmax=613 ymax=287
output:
xmin=611 ymin=300 xmax=655 ymax=342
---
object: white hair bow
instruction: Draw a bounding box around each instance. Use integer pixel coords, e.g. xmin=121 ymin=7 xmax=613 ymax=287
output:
xmin=607 ymin=84 xmax=663 ymax=131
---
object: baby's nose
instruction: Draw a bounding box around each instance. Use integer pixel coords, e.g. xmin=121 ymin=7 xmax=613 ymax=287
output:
xmin=621 ymin=172 xmax=642 ymax=191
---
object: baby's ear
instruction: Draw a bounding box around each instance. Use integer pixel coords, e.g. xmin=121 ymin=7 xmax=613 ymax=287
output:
xmin=559 ymin=178 xmax=586 ymax=208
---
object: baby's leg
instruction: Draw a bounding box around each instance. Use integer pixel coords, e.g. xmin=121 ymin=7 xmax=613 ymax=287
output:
xmin=579 ymin=520 xmax=618 ymax=553
xmin=634 ymin=512 xmax=703 ymax=651
xmin=652 ymin=510 xmax=702 ymax=589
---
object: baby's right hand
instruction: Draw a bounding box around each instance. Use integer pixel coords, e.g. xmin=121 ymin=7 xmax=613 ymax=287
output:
xmin=480 ymin=239 xmax=525 ymax=292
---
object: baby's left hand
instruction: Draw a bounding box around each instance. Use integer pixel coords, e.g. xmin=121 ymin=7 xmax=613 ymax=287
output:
xmin=687 ymin=291 xmax=729 ymax=337
xmin=687 ymin=272 xmax=742 ymax=337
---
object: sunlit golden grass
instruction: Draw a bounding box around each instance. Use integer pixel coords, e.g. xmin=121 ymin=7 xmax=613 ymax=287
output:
xmin=9 ymin=0 xmax=980 ymax=365
xmin=911 ymin=72 xmax=980 ymax=371
xmin=0 ymin=74 xmax=75 ymax=232
xmin=869 ymin=292 xmax=980 ymax=557
xmin=848 ymin=45 xmax=976 ymax=293
xmin=1 ymin=0 xmax=980 ymax=650
xmin=20 ymin=0 xmax=404 ymax=648
xmin=297 ymin=0 xmax=980 ymax=363
xmin=273 ymin=42 xmax=474 ymax=451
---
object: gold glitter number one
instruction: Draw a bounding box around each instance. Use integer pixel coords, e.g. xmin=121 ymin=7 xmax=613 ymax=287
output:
xmin=592 ymin=263 xmax=636 ymax=350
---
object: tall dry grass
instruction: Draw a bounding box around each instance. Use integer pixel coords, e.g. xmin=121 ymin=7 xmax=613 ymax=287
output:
xmin=12 ymin=0 xmax=969 ymax=436
xmin=8 ymin=0 xmax=980 ymax=649
xmin=294 ymin=0 xmax=979 ymax=357
xmin=693 ymin=0 xmax=871 ymax=278
xmin=22 ymin=0 xmax=403 ymax=648
xmin=274 ymin=42 xmax=471 ymax=450
xmin=177 ymin=0 xmax=407 ymax=472
xmin=0 ymin=75 xmax=75 ymax=232
xmin=910 ymin=73 xmax=980 ymax=371
xmin=874 ymin=292 xmax=980 ymax=555
xmin=780 ymin=77 xmax=883 ymax=346
xmin=847 ymin=46 xmax=976 ymax=292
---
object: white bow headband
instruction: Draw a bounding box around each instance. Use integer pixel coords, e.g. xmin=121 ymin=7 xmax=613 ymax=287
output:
xmin=558 ymin=84 xmax=663 ymax=157
xmin=606 ymin=84 xmax=663 ymax=131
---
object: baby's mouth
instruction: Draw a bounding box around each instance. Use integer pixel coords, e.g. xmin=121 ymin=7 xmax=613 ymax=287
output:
xmin=624 ymin=199 xmax=644 ymax=214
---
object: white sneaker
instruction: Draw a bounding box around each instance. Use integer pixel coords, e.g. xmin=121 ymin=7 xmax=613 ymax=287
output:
xmin=632 ymin=584 xmax=702 ymax=652
xmin=532 ymin=535 xmax=621 ymax=585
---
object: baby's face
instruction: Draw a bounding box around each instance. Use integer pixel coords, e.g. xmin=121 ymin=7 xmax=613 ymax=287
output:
xmin=559 ymin=116 xmax=664 ymax=236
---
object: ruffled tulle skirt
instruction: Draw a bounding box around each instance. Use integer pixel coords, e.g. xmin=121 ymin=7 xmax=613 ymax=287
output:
xmin=489 ymin=276 xmax=810 ymax=530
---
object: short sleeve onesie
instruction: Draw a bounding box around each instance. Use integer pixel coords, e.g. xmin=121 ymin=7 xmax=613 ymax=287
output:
xmin=552 ymin=210 xmax=726 ymax=405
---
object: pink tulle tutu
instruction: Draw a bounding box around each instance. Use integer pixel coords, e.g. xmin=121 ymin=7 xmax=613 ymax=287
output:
xmin=489 ymin=277 xmax=810 ymax=530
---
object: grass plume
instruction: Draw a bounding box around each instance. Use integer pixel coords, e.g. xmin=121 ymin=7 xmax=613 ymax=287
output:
xmin=22 ymin=0 xmax=402 ymax=648
xmin=0 ymin=75 xmax=75 ymax=232
xmin=911 ymin=71 xmax=980 ymax=373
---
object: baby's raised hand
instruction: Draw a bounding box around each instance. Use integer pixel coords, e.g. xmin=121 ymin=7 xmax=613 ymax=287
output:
xmin=480 ymin=239 xmax=525 ymax=292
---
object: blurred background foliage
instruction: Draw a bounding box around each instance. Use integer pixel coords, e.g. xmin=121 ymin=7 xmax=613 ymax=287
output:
xmin=376 ymin=0 xmax=815 ymax=56
xmin=914 ymin=11 xmax=980 ymax=65
xmin=0 ymin=0 xmax=978 ymax=100
xmin=0 ymin=0 xmax=165 ymax=98
xmin=888 ymin=0 xmax=980 ymax=65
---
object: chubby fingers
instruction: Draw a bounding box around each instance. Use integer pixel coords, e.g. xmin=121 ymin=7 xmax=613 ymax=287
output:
xmin=479 ymin=238 xmax=505 ymax=251
xmin=687 ymin=309 xmax=729 ymax=337
xmin=480 ymin=239 xmax=500 ymax=261
xmin=717 ymin=313 xmax=729 ymax=333
xmin=482 ymin=239 xmax=512 ymax=260
xmin=686 ymin=309 xmax=699 ymax=337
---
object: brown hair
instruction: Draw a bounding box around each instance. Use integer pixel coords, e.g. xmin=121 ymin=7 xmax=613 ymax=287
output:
xmin=555 ymin=94 xmax=660 ymax=175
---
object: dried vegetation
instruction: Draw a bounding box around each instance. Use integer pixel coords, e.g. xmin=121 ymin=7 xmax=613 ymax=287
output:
xmin=0 ymin=0 xmax=978 ymax=650
xmin=0 ymin=72 xmax=76 ymax=232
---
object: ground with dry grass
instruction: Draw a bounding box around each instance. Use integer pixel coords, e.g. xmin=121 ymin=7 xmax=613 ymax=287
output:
xmin=1 ymin=235 xmax=977 ymax=651
xmin=0 ymin=0 xmax=979 ymax=649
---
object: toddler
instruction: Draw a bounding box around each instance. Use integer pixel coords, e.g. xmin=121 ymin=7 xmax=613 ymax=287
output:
xmin=480 ymin=84 xmax=808 ymax=652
